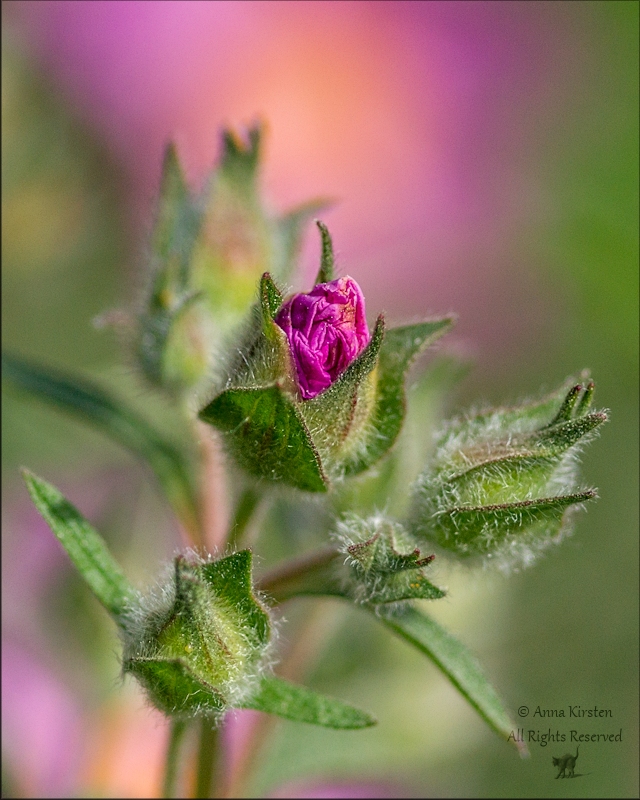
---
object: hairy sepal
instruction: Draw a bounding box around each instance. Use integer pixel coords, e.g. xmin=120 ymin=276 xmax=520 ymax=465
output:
xmin=408 ymin=379 xmax=607 ymax=569
xmin=335 ymin=514 xmax=445 ymax=605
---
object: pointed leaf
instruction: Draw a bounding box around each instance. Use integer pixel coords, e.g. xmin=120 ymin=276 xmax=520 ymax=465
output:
xmin=199 ymin=385 xmax=328 ymax=492
xmin=22 ymin=470 xmax=134 ymax=621
xmin=375 ymin=605 xmax=525 ymax=753
xmin=240 ymin=675 xmax=376 ymax=729
xmin=343 ymin=318 xmax=454 ymax=475
xmin=3 ymin=354 xmax=200 ymax=534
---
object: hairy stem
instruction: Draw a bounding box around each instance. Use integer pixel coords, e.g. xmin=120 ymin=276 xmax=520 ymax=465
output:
xmin=194 ymin=719 xmax=220 ymax=799
xmin=256 ymin=546 xmax=342 ymax=602
xmin=162 ymin=719 xmax=189 ymax=798
xmin=227 ymin=486 xmax=263 ymax=550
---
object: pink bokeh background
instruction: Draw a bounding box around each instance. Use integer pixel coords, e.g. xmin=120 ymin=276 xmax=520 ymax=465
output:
xmin=4 ymin=2 xmax=610 ymax=796
xmin=8 ymin=0 xmax=567 ymax=360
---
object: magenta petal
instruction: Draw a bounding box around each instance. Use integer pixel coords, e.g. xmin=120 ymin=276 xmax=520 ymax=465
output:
xmin=275 ymin=276 xmax=370 ymax=399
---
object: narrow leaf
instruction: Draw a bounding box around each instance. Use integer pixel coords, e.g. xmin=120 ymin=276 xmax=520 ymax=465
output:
xmin=22 ymin=470 xmax=134 ymax=621
xmin=376 ymin=605 xmax=526 ymax=754
xmin=240 ymin=675 xmax=377 ymax=729
xmin=3 ymin=354 xmax=200 ymax=534
xmin=199 ymin=385 xmax=328 ymax=492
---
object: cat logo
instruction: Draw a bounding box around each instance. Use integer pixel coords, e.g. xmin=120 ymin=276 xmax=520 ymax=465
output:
xmin=552 ymin=744 xmax=580 ymax=778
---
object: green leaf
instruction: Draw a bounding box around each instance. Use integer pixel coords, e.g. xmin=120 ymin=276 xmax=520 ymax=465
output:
xmin=240 ymin=675 xmax=377 ymax=729
xmin=313 ymin=220 xmax=335 ymax=284
xmin=22 ymin=470 xmax=134 ymax=621
xmin=199 ymin=385 xmax=328 ymax=492
xmin=3 ymin=354 xmax=200 ymax=535
xmin=375 ymin=604 xmax=525 ymax=754
xmin=342 ymin=318 xmax=454 ymax=476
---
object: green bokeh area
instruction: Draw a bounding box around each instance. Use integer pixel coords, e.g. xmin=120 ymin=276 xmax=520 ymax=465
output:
xmin=2 ymin=3 xmax=638 ymax=799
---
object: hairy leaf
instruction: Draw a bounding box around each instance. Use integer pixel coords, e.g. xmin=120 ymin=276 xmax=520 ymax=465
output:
xmin=23 ymin=470 xmax=134 ymax=621
xmin=240 ymin=675 xmax=377 ymax=729
xmin=376 ymin=605 xmax=526 ymax=754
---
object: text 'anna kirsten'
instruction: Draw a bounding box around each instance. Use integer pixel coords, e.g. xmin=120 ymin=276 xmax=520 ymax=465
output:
xmin=532 ymin=705 xmax=612 ymax=718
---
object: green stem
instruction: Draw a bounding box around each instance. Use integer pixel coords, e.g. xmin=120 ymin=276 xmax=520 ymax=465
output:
xmin=256 ymin=546 xmax=342 ymax=602
xmin=227 ymin=486 xmax=262 ymax=550
xmin=162 ymin=719 xmax=188 ymax=798
xmin=194 ymin=719 xmax=219 ymax=799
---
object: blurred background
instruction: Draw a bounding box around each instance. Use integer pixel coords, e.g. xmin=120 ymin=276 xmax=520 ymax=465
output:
xmin=2 ymin=1 xmax=638 ymax=797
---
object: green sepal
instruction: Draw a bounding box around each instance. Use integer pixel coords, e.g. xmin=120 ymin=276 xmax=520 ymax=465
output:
xmin=341 ymin=318 xmax=454 ymax=476
xmin=125 ymin=658 xmax=227 ymax=717
xmin=152 ymin=142 xmax=202 ymax=285
xmin=199 ymin=386 xmax=328 ymax=492
xmin=300 ymin=315 xmax=385 ymax=471
xmin=434 ymin=492 xmax=596 ymax=555
xmin=240 ymin=675 xmax=377 ymax=729
xmin=218 ymin=125 xmax=261 ymax=191
xmin=22 ymin=470 xmax=135 ymax=622
xmin=260 ymin=271 xmax=283 ymax=321
xmin=3 ymin=354 xmax=200 ymax=536
xmin=313 ymin=220 xmax=335 ymax=284
xmin=122 ymin=551 xmax=272 ymax=719
xmin=374 ymin=605 xmax=526 ymax=754
xmin=276 ymin=200 xmax=332 ymax=280
xmin=526 ymin=411 xmax=607 ymax=454
xmin=137 ymin=143 xmax=205 ymax=390
xmin=337 ymin=516 xmax=444 ymax=605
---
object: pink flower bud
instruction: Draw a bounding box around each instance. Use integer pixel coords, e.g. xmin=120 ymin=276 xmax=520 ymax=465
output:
xmin=275 ymin=276 xmax=370 ymax=399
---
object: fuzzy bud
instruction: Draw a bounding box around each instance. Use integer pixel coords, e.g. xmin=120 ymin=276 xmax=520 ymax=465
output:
xmin=121 ymin=551 xmax=271 ymax=720
xmin=199 ymin=224 xmax=453 ymax=491
xmin=407 ymin=379 xmax=607 ymax=570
